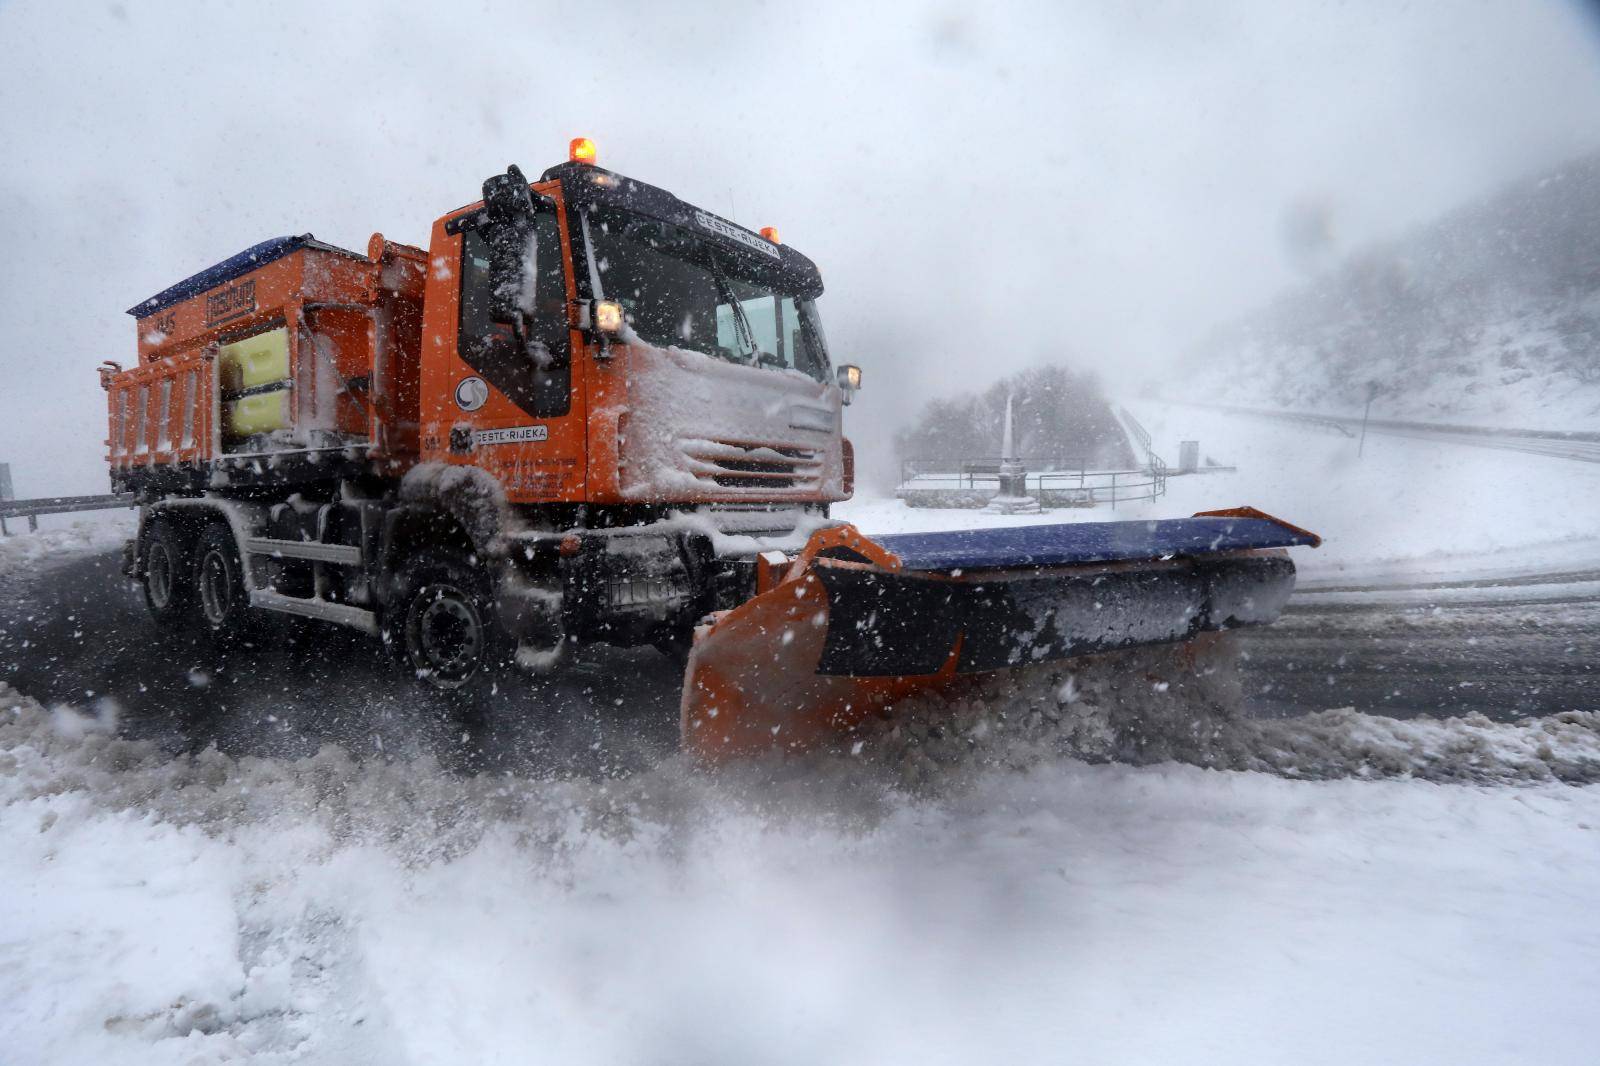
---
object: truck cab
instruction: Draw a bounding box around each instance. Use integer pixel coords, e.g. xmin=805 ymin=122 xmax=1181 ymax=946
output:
xmin=419 ymin=149 xmax=853 ymax=515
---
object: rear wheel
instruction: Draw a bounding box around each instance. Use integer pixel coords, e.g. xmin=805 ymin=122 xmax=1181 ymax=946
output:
xmin=142 ymin=517 xmax=192 ymax=627
xmin=393 ymin=550 xmax=507 ymax=690
xmin=192 ymin=522 xmax=251 ymax=639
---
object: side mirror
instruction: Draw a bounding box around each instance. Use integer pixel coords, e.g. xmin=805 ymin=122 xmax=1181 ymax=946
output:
xmin=485 ymin=222 xmax=534 ymax=327
xmin=480 ymin=165 xmax=537 ymax=330
xmin=479 ymin=164 xmax=565 ymax=368
xmin=836 ymin=363 xmax=862 ymax=405
xmin=482 ymin=163 xmax=533 ymax=224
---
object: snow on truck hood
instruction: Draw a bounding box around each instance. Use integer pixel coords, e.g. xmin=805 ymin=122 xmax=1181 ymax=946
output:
xmin=608 ymin=339 xmax=845 ymax=503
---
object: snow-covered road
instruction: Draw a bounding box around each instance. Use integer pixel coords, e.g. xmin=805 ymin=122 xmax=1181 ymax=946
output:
xmin=3 ymin=528 xmax=1600 ymax=1064
xmin=3 ymin=530 xmax=1594 ymax=785
xmin=1238 ymin=574 xmax=1600 ymax=720
xmin=0 ymin=535 xmax=680 ymax=774
xmin=4 ymin=403 xmax=1599 ymax=1063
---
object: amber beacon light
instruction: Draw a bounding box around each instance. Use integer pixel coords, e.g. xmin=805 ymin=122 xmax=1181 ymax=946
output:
xmin=569 ymin=137 xmax=598 ymax=165
xmin=759 ymin=226 xmax=781 ymax=244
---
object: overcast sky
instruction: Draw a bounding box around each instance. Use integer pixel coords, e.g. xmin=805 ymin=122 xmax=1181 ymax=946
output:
xmin=2 ymin=0 xmax=1598 ymax=494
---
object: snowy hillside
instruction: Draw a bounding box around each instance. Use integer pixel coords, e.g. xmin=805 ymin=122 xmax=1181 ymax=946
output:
xmin=1185 ymin=153 xmax=1600 ymax=429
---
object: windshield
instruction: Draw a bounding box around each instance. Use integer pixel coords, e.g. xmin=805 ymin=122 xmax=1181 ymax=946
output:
xmin=584 ymin=208 xmax=831 ymax=381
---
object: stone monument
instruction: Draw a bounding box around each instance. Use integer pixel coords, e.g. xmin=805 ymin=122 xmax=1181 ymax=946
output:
xmin=981 ymin=394 xmax=1041 ymax=515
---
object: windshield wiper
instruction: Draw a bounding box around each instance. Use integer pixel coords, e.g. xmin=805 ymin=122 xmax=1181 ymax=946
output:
xmin=714 ymin=271 xmax=760 ymax=364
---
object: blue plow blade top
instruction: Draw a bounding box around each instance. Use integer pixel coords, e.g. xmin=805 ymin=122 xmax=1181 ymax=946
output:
xmin=872 ymin=517 xmax=1318 ymax=573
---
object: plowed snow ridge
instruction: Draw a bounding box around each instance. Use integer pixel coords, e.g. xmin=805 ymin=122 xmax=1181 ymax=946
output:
xmin=4 ymin=674 xmax=1600 ymax=1065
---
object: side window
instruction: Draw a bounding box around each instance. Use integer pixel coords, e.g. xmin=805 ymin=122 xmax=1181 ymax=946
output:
xmin=459 ymin=209 xmax=571 ymax=418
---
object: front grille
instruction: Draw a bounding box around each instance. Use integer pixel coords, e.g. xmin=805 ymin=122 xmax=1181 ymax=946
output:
xmin=680 ymin=439 xmax=823 ymax=493
xmin=606 ymin=574 xmax=688 ymax=611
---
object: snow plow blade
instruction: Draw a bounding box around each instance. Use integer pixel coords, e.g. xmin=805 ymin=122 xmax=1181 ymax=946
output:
xmin=681 ymin=507 xmax=1320 ymax=762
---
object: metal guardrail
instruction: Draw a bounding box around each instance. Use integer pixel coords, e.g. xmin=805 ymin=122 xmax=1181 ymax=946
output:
xmin=1119 ymin=407 xmax=1152 ymax=455
xmin=1117 ymin=407 xmax=1172 ymax=473
xmin=1034 ymin=466 xmax=1167 ymax=509
xmin=0 ymin=493 xmax=136 ymax=535
xmin=1189 ymin=402 xmax=1600 ymax=461
xmin=1194 ymin=403 xmax=1354 ymax=438
xmin=900 ymin=456 xmax=1089 ymax=488
xmin=896 ymin=465 xmax=1166 ymax=509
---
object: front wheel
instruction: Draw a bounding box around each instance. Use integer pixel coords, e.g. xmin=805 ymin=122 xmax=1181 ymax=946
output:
xmin=393 ymin=550 xmax=507 ymax=690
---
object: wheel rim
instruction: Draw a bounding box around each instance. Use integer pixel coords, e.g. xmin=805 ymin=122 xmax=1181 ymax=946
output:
xmin=408 ymin=584 xmax=483 ymax=685
xmin=198 ymin=549 xmax=233 ymax=625
xmin=147 ymin=543 xmax=174 ymax=608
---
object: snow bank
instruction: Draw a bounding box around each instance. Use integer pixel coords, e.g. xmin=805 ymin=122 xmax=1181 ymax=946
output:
xmin=4 ymin=676 xmax=1600 ymax=1064
xmin=1134 ymin=401 xmax=1600 ymax=577
xmin=0 ymin=512 xmax=134 ymax=581
xmin=856 ymin=641 xmax=1600 ymax=789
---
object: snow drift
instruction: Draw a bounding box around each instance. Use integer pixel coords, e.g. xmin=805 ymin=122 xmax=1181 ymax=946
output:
xmin=858 ymin=639 xmax=1600 ymax=788
xmin=4 ymin=664 xmax=1600 ymax=1064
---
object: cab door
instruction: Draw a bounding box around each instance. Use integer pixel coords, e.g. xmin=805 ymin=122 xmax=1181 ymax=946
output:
xmin=419 ymin=182 xmax=586 ymax=503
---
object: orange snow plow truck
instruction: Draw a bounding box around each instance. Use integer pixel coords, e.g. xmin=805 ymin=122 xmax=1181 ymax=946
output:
xmin=103 ymin=139 xmax=1318 ymax=761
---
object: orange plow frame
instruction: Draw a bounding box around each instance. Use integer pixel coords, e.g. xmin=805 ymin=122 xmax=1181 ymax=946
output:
xmin=681 ymin=526 xmax=972 ymax=761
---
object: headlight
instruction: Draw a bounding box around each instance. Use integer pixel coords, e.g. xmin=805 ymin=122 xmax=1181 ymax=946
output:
xmin=595 ymin=300 xmax=624 ymax=335
xmin=837 ymin=364 xmax=862 ymax=391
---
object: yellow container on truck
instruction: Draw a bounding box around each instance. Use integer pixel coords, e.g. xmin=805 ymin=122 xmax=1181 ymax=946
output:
xmin=224 ymin=386 xmax=291 ymax=437
xmin=218 ymin=328 xmax=290 ymax=393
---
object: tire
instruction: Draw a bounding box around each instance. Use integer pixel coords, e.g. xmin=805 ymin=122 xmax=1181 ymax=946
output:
xmin=392 ymin=549 xmax=507 ymax=690
xmin=192 ymin=521 xmax=251 ymax=639
xmin=142 ymin=517 xmax=192 ymax=627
